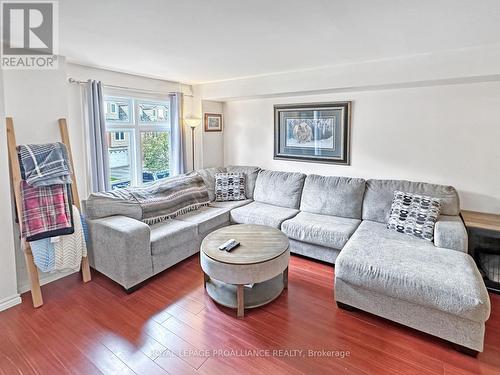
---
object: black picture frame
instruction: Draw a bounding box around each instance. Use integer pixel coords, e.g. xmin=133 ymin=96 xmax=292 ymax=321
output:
xmin=274 ymin=101 xmax=351 ymax=165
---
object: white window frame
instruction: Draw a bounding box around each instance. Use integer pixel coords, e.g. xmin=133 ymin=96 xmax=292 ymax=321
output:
xmin=104 ymin=94 xmax=171 ymax=187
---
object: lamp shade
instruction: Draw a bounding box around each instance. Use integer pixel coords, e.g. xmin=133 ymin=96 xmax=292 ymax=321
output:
xmin=184 ymin=117 xmax=201 ymax=128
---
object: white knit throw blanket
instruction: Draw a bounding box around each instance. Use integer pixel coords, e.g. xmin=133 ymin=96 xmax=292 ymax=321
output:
xmin=54 ymin=205 xmax=87 ymax=272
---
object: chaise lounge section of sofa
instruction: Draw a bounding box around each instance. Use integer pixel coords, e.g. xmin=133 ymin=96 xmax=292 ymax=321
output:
xmin=333 ymin=179 xmax=490 ymax=355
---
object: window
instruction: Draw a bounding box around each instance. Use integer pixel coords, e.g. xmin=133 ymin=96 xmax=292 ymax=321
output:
xmin=104 ymin=96 xmax=171 ymax=189
xmin=139 ymin=102 xmax=169 ymax=123
xmin=105 ymin=98 xmax=131 ymax=122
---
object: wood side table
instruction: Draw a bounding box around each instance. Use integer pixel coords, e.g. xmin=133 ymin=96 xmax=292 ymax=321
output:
xmin=461 ymin=210 xmax=500 ymax=232
xmin=462 ymin=210 xmax=500 ymax=293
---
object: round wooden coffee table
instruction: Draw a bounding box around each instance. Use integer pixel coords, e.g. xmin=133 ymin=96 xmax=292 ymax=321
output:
xmin=200 ymin=224 xmax=290 ymax=318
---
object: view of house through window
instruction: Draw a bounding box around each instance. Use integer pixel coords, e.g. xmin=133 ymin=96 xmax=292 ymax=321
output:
xmin=104 ymin=96 xmax=171 ymax=189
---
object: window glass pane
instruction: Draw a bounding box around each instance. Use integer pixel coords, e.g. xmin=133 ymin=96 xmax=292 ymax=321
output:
xmin=104 ymin=98 xmax=131 ymax=123
xmin=139 ymin=102 xmax=169 ymax=123
xmin=141 ymin=131 xmax=170 ymax=183
xmin=108 ymin=130 xmax=133 ymax=189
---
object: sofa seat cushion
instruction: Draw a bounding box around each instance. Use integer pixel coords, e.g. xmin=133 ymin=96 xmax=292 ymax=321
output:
xmin=335 ymin=220 xmax=490 ymax=322
xmin=150 ymin=220 xmax=198 ymax=256
xmin=282 ymin=212 xmax=360 ymax=250
xmin=230 ymin=201 xmax=299 ymax=228
xmin=209 ymin=199 xmax=253 ymax=211
xmin=175 ymin=206 xmax=229 ymax=234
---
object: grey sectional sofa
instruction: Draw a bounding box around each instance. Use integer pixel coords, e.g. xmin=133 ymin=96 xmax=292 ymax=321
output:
xmin=83 ymin=165 xmax=490 ymax=355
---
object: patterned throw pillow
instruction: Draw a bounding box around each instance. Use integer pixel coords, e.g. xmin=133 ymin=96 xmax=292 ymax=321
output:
xmin=215 ymin=173 xmax=246 ymax=202
xmin=387 ymin=190 xmax=441 ymax=241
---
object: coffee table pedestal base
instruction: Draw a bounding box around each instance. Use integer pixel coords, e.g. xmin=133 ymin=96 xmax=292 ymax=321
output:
xmin=204 ymin=272 xmax=286 ymax=318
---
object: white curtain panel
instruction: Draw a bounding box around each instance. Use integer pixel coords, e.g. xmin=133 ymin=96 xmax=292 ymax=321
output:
xmin=84 ymin=80 xmax=110 ymax=192
xmin=170 ymin=92 xmax=187 ymax=175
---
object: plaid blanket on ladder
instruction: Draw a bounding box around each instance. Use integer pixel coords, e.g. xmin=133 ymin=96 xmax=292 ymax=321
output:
xmin=20 ymin=181 xmax=74 ymax=242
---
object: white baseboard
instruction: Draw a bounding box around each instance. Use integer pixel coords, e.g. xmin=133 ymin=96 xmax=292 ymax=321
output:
xmin=0 ymin=294 xmax=22 ymax=312
xmin=17 ymin=270 xmax=77 ymax=294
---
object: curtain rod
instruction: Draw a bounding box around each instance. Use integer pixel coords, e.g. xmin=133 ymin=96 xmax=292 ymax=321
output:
xmin=68 ymin=78 xmax=193 ymax=97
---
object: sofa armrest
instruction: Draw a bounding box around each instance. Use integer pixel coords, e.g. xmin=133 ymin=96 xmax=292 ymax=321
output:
xmin=86 ymin=215 xmax=153 ymax=289
xmin=434 ymin=215 xmax=468 ymax=253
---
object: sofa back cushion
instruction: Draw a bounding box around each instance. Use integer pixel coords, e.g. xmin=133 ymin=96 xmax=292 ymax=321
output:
xmin=196 ymin=167 xmax=227 ymax=201
xmin=362 ymin=179 xmax=460 ymax=223
xmin=300 ymin=175 xmax=366 ymax=219
xmin=226 ymin=165 xmax=261 ymax=199
xmin=253 ymin=170 xmax=306 ymax=209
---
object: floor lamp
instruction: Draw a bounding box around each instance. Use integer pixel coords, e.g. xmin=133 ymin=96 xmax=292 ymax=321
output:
xmin=185 ymin=118 xmax=200 ymax=171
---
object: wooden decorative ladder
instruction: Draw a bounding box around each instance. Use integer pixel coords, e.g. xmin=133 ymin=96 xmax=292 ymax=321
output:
xmin=6 ymin=117 xmax=91 ymax=308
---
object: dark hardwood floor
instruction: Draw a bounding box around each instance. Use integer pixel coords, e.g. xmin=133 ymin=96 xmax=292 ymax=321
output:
xmin=1 ymin=254 xmax=500 ymax=375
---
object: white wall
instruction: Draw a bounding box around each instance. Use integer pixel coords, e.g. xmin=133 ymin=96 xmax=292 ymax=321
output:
xmin=223 ymin=81 xmax=500 ymax=214
xmin=0 ymin=70 xmax=21 ymax=311
xmin=199 ymin=45 xmax=500 ymax=101
xmin=2 ymin=59 xmax=194 ymax=296
xmin=181 ymin=94 xmax=224 ymax=170
xmin=201 ymin=100 xmax=224 ymax=168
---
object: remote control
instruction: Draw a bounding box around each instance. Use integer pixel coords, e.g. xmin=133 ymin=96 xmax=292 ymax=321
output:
xmin=219 ymin=239 xmax=237 ymax=250
xmin=225 ymin=241 xmax=240 ymax=252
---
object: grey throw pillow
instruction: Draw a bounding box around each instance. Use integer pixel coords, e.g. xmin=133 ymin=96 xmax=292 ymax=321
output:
xmin=387 ymin=190 xmax=441 ymax=241
xmin=215 ymin=173 xmax=246 ymax=202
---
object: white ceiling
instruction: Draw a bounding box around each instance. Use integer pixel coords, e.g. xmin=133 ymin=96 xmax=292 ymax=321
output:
xmin=60 ymin=0 xmax=500 ymax=84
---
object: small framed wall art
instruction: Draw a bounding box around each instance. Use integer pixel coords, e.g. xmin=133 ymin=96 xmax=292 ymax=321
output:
xmin=274 ymin=101 xmax=351 ymax=165
xmin=204 ymin=113 xmax=223 ymax=132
